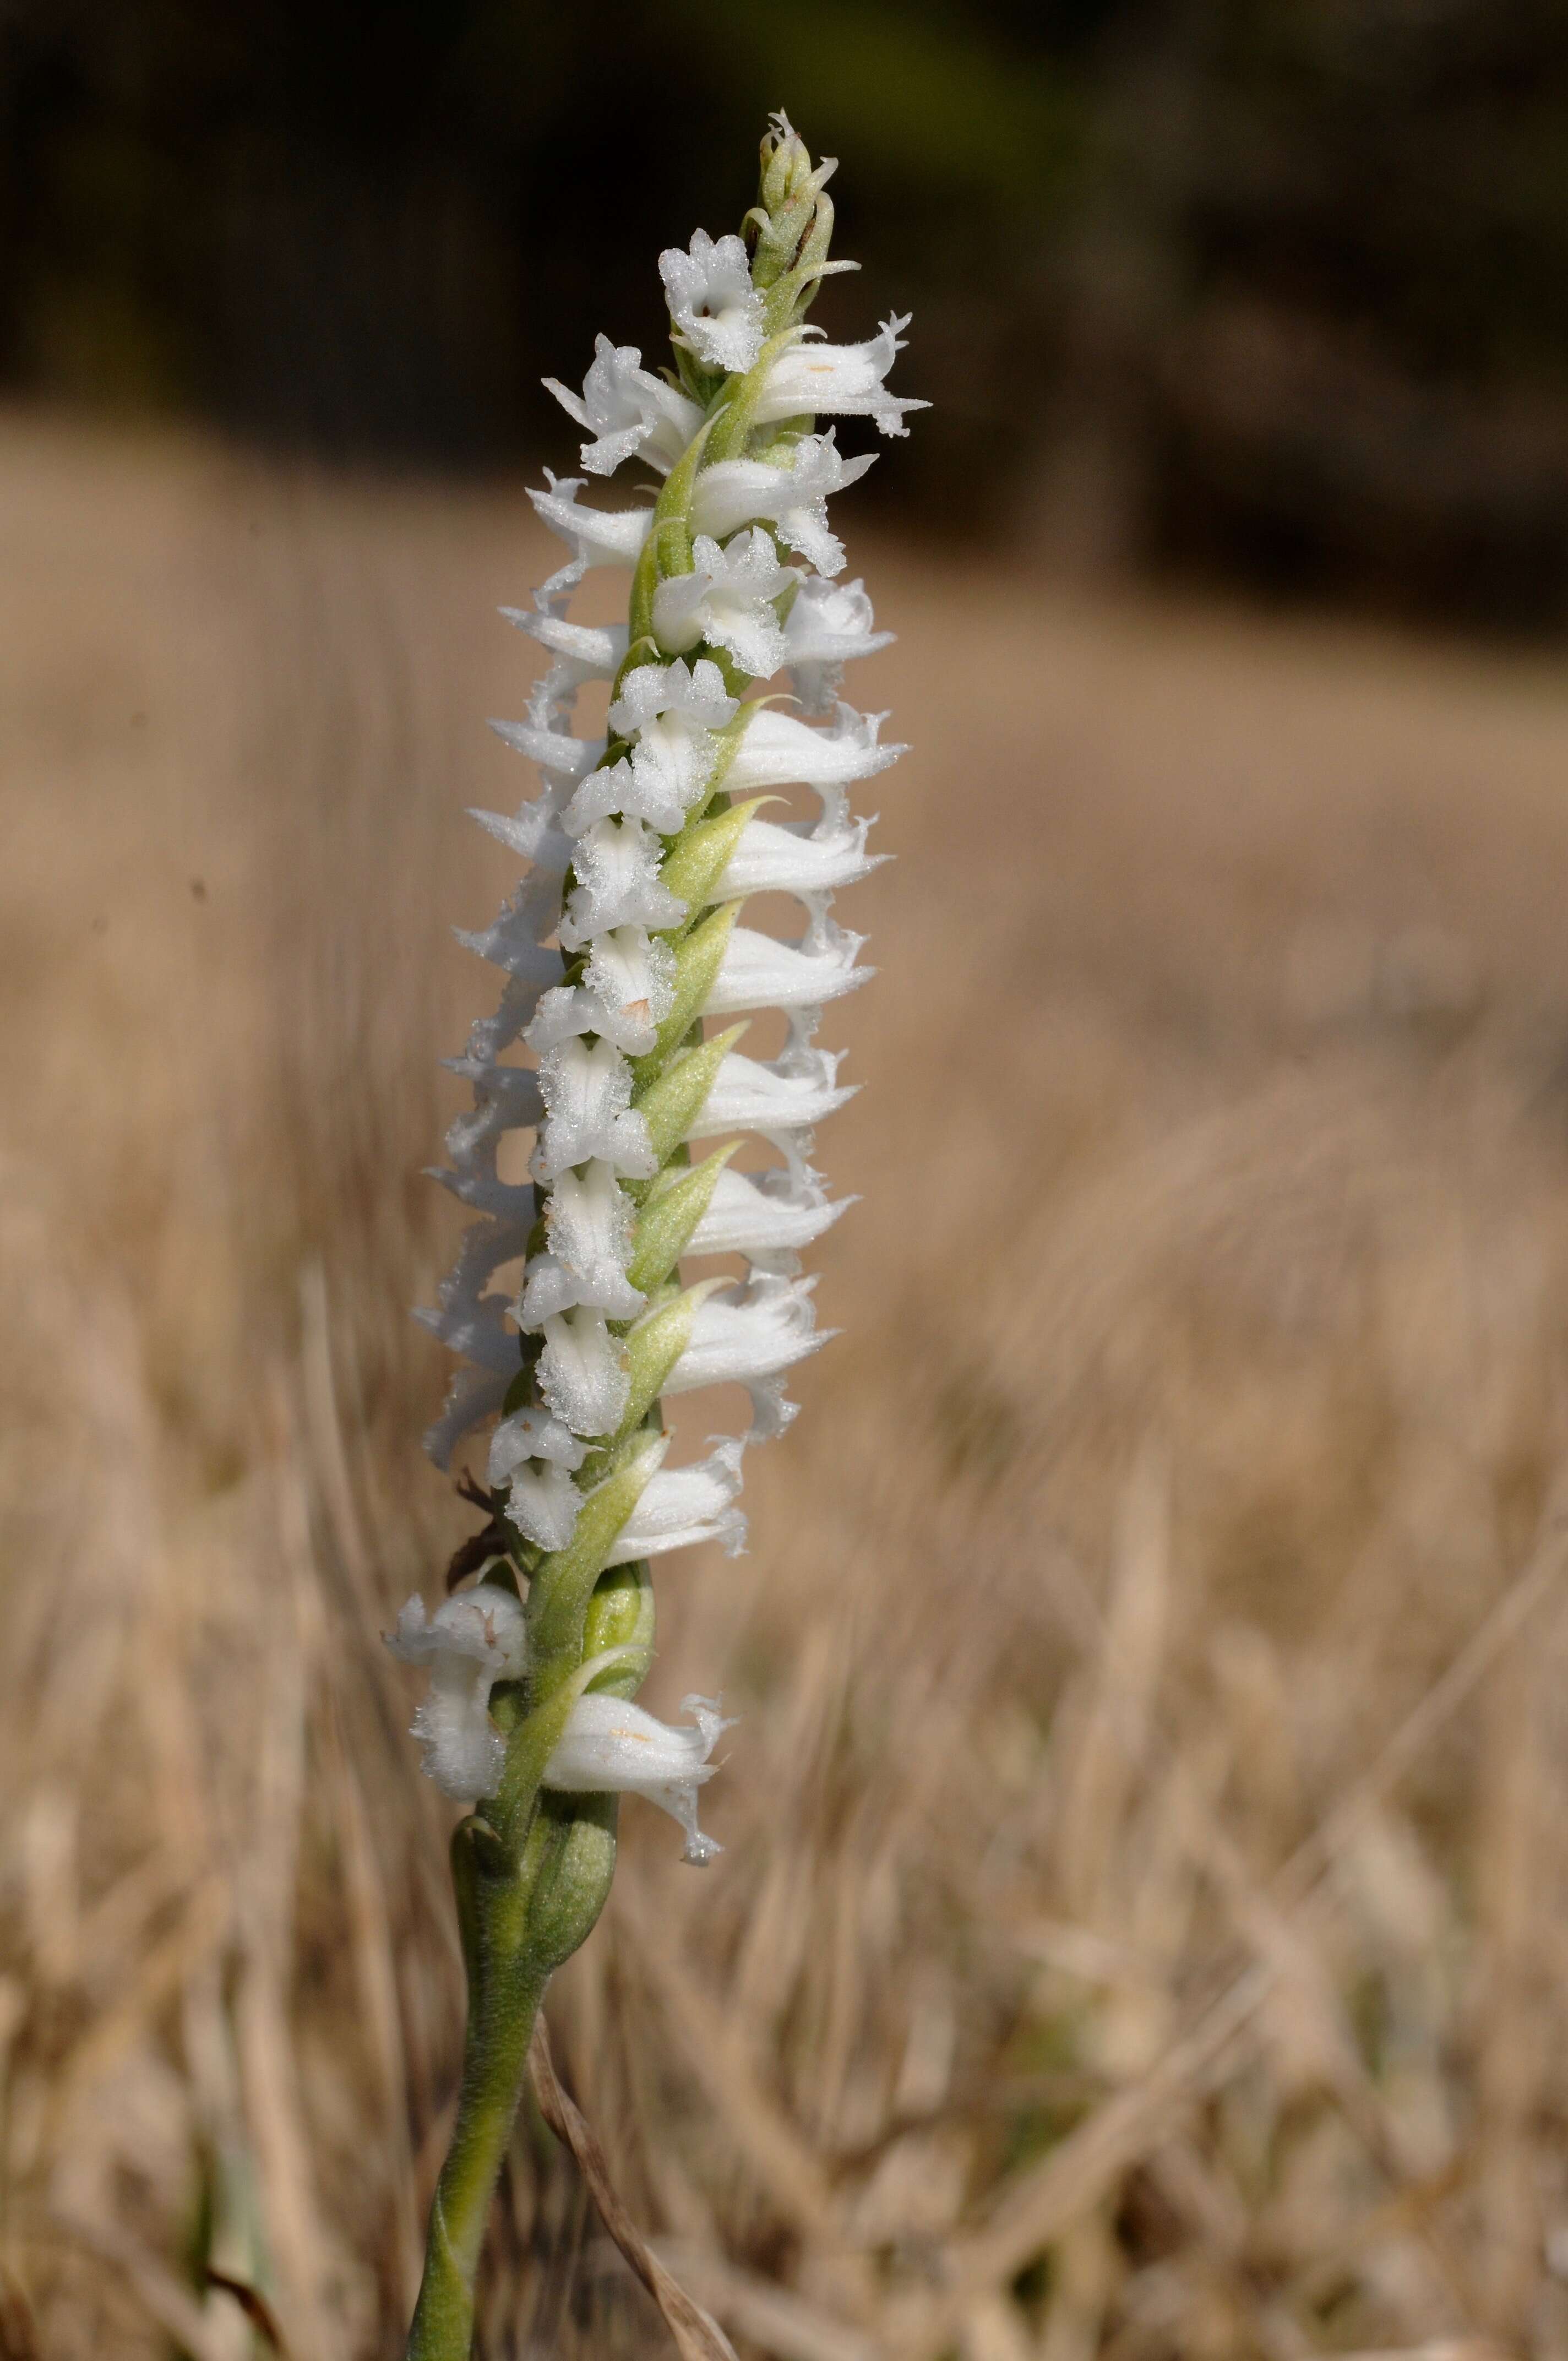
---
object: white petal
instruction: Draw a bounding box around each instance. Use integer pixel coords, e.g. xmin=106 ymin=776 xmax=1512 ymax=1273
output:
xmin=412 ymin=1290 xmax=518 ymax=1377
xmin=564 ymin=753 xmax=689 ymax=837
xmin=687 ymin=1165 xmax=851 ymax=1259
xmin=504 ymin=1454 xmax=583 ymax=1552
xmin=725 ymin=704 xmax=905 ymax=792
xmin=781 ymin=575 xmax=895 ymax=714
xmin=529 ymin=469 xmax=654 ymax=588
xmin=663 ymin=1277 xmax=827 ymax=1425
xmin=542 ymin=1689 xmax=733 ymax=1864
xmin=386 ymin=1585 xmax=527 ymax=1803
xmin=423 ymin=1367 xmax=511 ymax=1470
xmin=687 ymin=432 xmax=875 ymax=569
xmin=455 ymin=892 xmax=563 ymax=986
xmin=543 ymin=335 xmax=703 ymax=477
xmin=716 ymin=810 xmax=883 ymax=899
xmin=533 ymin=1036 xmax=656 ymax=1181
xmin=703 ymin=918 xmax=869 ymax=1016
xmin=582 ymin=927 xmax=677 ymax=1056
xmin=488 ymin=719 xmax=606 ymax=780
xmin=489 ymin=1405 xmax=587 ymax=1481
xmin=546 ymin=1158 xmax=636 ymax=1290
xmin=607 ymin=656 xmax=738 ymax=741
xmin=755 ymin=315 xmax=928 ymax=438
xmin=468 ymin=799 xmax=573 ymax=872
xmin=559 ymin=816 xmax=686 ymax=947
xmin=601 ymin=1439 xmax=748 ymax=1566
xmin=502 ymin=607 xmax=628 ymax=680
xmin=660 ymin=229 xmax=766 ymax=374
xmin=538 ymin=1305 xmax=630 ymax=1437
xmin=519 ymin=1247 xmax=644 ymax=1325
xmin=524 ymin=982 xmax=601 ymax=1053
xmin=685 ymin=1045 xmax=856 ymax=1142
xmin=651 ymin=529 xmax=799 ymax=679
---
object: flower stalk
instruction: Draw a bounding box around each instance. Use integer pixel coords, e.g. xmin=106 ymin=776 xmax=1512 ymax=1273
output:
xmin=394 ymin=113 xmax=921 ymax=2359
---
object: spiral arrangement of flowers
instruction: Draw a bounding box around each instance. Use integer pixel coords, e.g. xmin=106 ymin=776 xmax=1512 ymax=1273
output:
xmin=390 ymin=115 xmax=921 ymax=2358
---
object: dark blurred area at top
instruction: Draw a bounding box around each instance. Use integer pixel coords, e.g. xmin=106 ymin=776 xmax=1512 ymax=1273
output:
xmin=6 ymin=0 xmax=1568 ymax=634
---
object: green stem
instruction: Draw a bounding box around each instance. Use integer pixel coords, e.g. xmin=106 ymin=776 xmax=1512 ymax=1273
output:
xmin=406 ymin=1867 xmax=543 ymax=2361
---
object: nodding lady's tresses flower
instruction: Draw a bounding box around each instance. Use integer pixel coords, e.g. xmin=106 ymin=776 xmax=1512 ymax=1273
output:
xmin=395 ymin=117 xmax=922 ymax=2361
xmin=386 ymin=1586 xmax=528 ymax=1802
xmin=659 ymin=229 xmax=766 ymax=375
xmin=543 ymin=1693 xmax=734 ymax=1866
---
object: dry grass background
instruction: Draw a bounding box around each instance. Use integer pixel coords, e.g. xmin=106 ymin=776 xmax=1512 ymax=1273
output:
xmin=7 ymin=406 xmax=1568 ymax=2359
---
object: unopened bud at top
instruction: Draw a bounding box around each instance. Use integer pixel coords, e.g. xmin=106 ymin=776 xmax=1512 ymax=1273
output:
xmin=760 ymin=111 xmax=817 ymax=212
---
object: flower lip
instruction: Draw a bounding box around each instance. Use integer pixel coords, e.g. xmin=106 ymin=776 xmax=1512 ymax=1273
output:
xmin=543 ymin=334 xmax=703 ymax=477
xmin=542 ymin=1690 xmax=736 ymax=1865
xmin=385 ymin=1586 xmax=527 ymax=1803
xmin=659 ymin=229 xmax=766 ymax=377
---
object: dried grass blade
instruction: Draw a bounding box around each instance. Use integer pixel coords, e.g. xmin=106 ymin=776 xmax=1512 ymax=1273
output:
xmin=528 ymin=2016 xmax=740 ymax=2361
xmin=204 ymin=2268 xmax=291 ymax=2355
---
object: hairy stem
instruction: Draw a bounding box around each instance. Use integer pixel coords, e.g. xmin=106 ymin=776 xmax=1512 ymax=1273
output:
xmin=405 ymin=1865 xmax=543 ymax=2361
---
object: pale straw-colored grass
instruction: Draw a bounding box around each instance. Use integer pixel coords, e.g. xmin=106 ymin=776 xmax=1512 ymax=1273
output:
xmin=6 ymin=409 xmax=1568 ymax=2358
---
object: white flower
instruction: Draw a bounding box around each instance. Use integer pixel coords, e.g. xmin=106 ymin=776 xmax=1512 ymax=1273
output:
xmin=687 ymin=1165 xmax=850 ymax=1261
xmin=660 ymin=229 xmax=766 ymax=376
xmin=488 ymin=717 xmax=605 ymax=782
xmin=684 ymin=1041 xmax=856 ymax=1147
xmin=454 ymin=875 xmax=566 ymax=987
xmin=503 ymin=1452 xmax=582 ymax=1551
xmin=651 ymin=530 xmax=799 ymax=680
xmin=533 ymin=1035 xmax=656 ymax=1181
xmin=467 ymin=797 xmax=574 ymax=873
xmin=559 ymin=816 xmax=687 ymax=948
xmin=543 ymin=1690 xmax=734 ymax=1864
xmin=518 ymin=1159 xmax=645 ymax=1324
xmin=489 ymin=1402 xmax=587 ymax=1483
xmin=703 ymin=912 xmax=870 ymax=1016
xmin=781 ymin=575 xmax=895 ymax=714
xmin=543 ymin=334 xmax=703 ymax=477
xmin=524 ymin=924 xmax=676 ymax=1057
xmin=724 ymin=703 xmax=905 ymax=793
xmin=601 ymin=1438 xmax=748 ymax=1565
xmin=529 ymin=469 xmax=654 ymax=594
xmin=755 ymin=315 xmax=926 ymax=438
xmin=489 ymin=1404 xmax=587 ymax=1551
xmin=440 ymin=1058 xmax=545 ymax=1155
xmin=538 ymin=1304 xmax=630 ymax=1438
xmin=608 ymin=654 xmax=738 ymax=742
xmin=428 ymin=1160 xmax=535 ymax=1225
xmin=567 ymin=657 xmax=737 ymax=835
xmin=545 ymin=1158 xmax=638 ymax=1299
xmin=386 ymin=1586 xmax=527 ymax=1803
xmin=585 ymin=927 xmax=678 ymax=1055
xmin=520 ymin=1246 xmax=645 ymax=1328
xmin=716 ymin=798 xmax=883 ymax=900
xmin=424 ymin=1369 xmax=513 ymax=1472
xmin=502 ymin=606 xmax=627 ymax=684
xmin=688 ymin=431 xmax=875 ymax=575
xmin=412 ymin=1288 xmax=518 ymax=1378
xmin=660 ymin=1274 xmax=827 ymax=1435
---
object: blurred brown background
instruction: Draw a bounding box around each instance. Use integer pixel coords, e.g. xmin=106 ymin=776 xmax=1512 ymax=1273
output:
xmin=7 ymin=4 xmax=1568 ymax=2357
